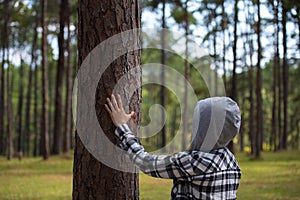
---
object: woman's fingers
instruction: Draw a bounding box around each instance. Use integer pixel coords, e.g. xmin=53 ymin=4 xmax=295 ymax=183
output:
xmin=117 ymin=94 xmax=124 ymax=111
xmin=104 ymin=104 xmax=112 ymax=115
xmin=106 ymin=94 xmax=134 ymax=126
xmin=106 ymin=98 xmax=115 ymax=112
xmin=111 ymin=94 xmax=119 ymax=110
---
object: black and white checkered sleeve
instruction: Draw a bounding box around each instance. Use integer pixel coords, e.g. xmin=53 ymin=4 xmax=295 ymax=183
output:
xmin=115 ymin=124 xmax=218 ymax=179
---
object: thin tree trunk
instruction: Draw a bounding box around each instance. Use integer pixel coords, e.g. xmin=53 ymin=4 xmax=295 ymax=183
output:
xmin=228 ymin=0 xmax=239 ymax=154
xmin=231 ymin=0 xmax=238 ymax=100
xmin=17 ymin=58 xmax=25 ymax=160
xmin=0 ymin=0 xmax=8 ymax=156
xmin=25 ymin=13 xmax=38 ymax=157
xmin=53 ymin=0 xmax=67 ymax=155
xmin=221 ymin=0 xmax=227 ymax=90
xmin=73 ymin=0 xmax=141 ymax=199
xmin=41 ymin=0 xmax=50 ymax=160
xmin=281 ymin=0 xmax=288 ymax=150
xmin=33 ymin=58 xmax=39 ymax=157
xmin=3 ymin=0 xmax=13 ymax=160
xmin=182 ymin=0 xmax=189 ymax=150
xmin=7 ymin=62 xmax=13 ymax=160
xmin=213 ymin=30 xmax=218 ymax=95
xmin=271 ymin=0 xmax=279 ymax=151
xmin=33 ymin=10 xmax=40 ymax=156
xmin=63 ymin=0 xmax=72 ymax=153
xmin=255 ymin=0 xmax=262 ymax=159
xmin=245 ymin=0 xmax=255 ymax=155
xmin=160 ymin=0 xmax=166 ymax=151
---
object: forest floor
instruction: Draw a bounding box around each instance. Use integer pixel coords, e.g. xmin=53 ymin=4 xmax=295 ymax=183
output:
xmin=0 ymin=150 xmax=299 ymax=200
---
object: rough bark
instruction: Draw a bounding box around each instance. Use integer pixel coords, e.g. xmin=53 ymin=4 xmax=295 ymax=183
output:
xmin=73 ymin=0 xmax=141 ymax=199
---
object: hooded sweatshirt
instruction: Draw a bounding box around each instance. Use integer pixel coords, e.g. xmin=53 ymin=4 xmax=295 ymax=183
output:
xmin=190 ymin=97 xmax=241 ymax=151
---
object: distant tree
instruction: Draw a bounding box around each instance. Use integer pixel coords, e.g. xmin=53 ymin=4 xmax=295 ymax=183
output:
xmin=171 ymin=0 xmax=196 ymax=149
xmin=255 ymin=0 xmax=262 ymax=159
xmin=3 ymin=0 xmax=14 ymax=160
xmin=53 ymin=0 xmax=68 ymax=154
xmin=228 ymin=0 xmax=239 ymax=154
xmin=160 ymin=0 xmax=167 ymax=151
xmin=17 ymin=58 xmax=25 ymax=159
xmin=281 ymin=0 xmax=288 ymax=150
xmin=0 ymin=0 xmax=8 ymax=156
xmin=144 ymin=0 xmax=168 ymax=150
xmin=270 ymin=0 xmax=280 ymax=151
xmin=63 ymin=0 xmax=72 ymax=153
xmin=24 ymin=8 xmax=38 ymax=156
xmin=41 ymin=0 xmax=50 ymax=160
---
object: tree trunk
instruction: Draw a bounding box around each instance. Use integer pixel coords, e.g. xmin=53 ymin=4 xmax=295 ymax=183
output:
xmin=271 ymin=0 xmax=279 ymax=151
xmin=160 ymin=0 xmax=166 ymax=152
xmin=63 ymin=0 xmax=72 ymax=153
xmin=53 ymin=0 xmax=68 ymax=155
xmin=7 ymin=61 xmax=13 ymax=160
xmin=17 ymin=58 xmax=25 ymax=160
xmin=221 ymin=0 xmax=227 ymax=90
xmin=33 ymin=10 xmax=40 ymax=156
xmin=33 ymin=57 xmax=39 ymax=157
xmin=25 ymin=12 xmax=38 ymax=156
xmin=0 ymin=51 xmax=4 ymax=156
xmin=228 ymin=0 xmax=239 ymax=154
xmin=3 ymin=0 xmax=13 ymax=160
xmin=41 ymin=0 xmax=50 ymax=160
xmin=182 ymin=0 xmax=189 ymax=150
xmin=245 ymin=0 xmax=255 ymax=155
xmin=0 ymin=0 xmax=9 ymax=156
xmin=281 ymin=0 xmax=288 ymax=150
xmin=255 ymin=0 xmax=262 ymax=159
xmin=73 ymin=0 xmax=141 ymax=199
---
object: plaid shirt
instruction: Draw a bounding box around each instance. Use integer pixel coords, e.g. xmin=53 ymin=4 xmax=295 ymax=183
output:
xmin=116 ymin=124 xmax=242 ymax=200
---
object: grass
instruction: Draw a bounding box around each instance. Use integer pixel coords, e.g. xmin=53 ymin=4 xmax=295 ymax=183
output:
xmin=0 ymin=151 xmax=300 ymax=199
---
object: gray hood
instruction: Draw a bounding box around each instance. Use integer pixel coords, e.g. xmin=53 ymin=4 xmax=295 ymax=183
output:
xmin=190 ymin=97 xmax=241 ymax=151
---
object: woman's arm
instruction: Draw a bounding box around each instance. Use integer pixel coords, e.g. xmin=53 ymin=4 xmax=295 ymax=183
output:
xmin=105 ymin=94 xmax=218 ymax=179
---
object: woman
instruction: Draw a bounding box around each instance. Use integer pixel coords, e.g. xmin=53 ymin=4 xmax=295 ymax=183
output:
xmin=105 ymin=94 xmax=241 ymax=200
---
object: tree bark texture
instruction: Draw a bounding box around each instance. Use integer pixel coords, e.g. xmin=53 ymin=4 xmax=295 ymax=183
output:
xmin=73 ymin=0 xmax=141 ymax=199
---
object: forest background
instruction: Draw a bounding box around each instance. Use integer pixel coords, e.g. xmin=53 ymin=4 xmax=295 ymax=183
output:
xmin=0 ymin=0 xmax=300 ymax=199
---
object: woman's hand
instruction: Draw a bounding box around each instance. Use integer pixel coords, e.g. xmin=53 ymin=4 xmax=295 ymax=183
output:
xmin=105 ymin=94 xmax=134 ymax=127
